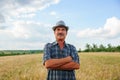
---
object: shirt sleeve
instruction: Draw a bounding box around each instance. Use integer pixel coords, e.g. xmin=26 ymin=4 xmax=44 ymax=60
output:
xmin=43 ymin=43 xmax=51 ymax=65
xmin=70 ymin=45 xmax=80 ymax=64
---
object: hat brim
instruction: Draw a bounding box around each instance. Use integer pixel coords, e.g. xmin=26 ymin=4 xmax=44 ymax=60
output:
xmin=52 ymin=25 xmax=69 ymax=31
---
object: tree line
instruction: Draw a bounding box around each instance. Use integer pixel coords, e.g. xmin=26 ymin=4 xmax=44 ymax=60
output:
xmin=1 ymin=44 xmax=120 ymax=56
xmin=0 ymin=50 xmax=43 ymax=56
xmin=79 ymin=43 xmax=120 ymax=52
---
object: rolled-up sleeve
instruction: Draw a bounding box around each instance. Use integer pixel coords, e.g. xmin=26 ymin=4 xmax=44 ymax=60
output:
xmin=43 ymin=43 xmax=51 ymax=65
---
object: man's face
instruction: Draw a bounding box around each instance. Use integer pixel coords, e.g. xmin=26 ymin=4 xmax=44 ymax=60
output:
xmin=54 ymin=27 xmax=67 ymax=41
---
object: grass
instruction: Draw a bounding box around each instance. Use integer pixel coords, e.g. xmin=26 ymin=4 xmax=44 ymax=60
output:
xmin=0 ymin=52 xmax=120 ymax=80
xmin=77 ymin=52 xmax=120 ymax=80
xmin=0 ymin=54 xmax=46 ymax=80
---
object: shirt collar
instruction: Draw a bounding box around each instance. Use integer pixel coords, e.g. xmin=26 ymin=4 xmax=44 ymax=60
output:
xmin=52 ymin=41 xmax=58 ymax=46
xmin=52 ymin=41 xmax=69 ymax=48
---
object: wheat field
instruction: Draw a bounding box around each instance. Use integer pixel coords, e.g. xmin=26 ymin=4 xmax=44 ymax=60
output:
xmin=0 ymin=52 xmax=120 ymax=80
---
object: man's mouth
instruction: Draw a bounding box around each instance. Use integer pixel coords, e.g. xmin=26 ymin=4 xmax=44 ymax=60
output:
xmin=57 ymin=33 xmax=64 ymax=36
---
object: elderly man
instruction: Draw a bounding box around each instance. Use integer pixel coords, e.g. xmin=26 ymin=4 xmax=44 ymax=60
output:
xmin=43 ymin=20 xmax=80 ymax=80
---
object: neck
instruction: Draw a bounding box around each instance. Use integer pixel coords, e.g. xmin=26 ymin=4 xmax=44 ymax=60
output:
xmin=57 ymin=39 xmax=64 ymax=43
xmin=57 ymin=39 xmax=65 ymax=49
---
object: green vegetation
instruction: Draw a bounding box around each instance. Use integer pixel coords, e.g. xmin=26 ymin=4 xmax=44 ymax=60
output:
xmin=0 ymin=50 xmax=43 ymax=56
xmin=79 ymin=43 xmax=120 ymax=52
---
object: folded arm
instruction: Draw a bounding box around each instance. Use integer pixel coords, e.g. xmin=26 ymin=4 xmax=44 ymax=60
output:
xmin=45 ymin=56 xmax=72 ymax=68
xmin=44 ymin=56 xmax=80 ymax=70
xmin=58 ymin=61 xmax=80 ymax=70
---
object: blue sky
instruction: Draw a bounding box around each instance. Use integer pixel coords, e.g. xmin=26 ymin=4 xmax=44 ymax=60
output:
xmin=0 ymin=0 xmax=120 ymax=50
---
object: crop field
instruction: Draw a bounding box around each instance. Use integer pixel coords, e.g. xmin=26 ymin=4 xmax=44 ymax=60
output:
xmin=0 ymin=52 xmax=120 ymax=80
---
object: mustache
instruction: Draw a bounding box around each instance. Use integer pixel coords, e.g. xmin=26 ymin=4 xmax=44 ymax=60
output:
xmin=57 ymin=33 xmax=64 ymax=36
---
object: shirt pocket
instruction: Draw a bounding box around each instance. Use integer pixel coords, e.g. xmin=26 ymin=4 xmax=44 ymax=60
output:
xmin=50 ymin=49 xmax=61 ymax=58
xmin=61 ymin=49 xmax=71 ymax=57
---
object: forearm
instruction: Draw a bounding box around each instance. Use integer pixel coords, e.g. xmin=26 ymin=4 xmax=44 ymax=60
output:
xmin=53 ymin=61 xmax=80 ymax=70
xmin=45 ymin=56 xmax=72 ymax=68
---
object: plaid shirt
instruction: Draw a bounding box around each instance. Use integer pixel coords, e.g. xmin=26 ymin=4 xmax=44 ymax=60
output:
xmin=43 ymin=41 xmax=80 ymax=80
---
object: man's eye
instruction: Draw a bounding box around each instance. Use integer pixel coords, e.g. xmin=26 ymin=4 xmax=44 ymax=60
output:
xmin=62 ymin=29 xmax=65 ymax=31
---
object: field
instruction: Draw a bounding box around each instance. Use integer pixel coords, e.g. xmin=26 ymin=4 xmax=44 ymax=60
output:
xmin=0 ymin=52 xmax=120 ymax=80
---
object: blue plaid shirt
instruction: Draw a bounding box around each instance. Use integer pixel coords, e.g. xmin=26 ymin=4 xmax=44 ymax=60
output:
xmin=43 ymin=41 xmax=80 ymax=80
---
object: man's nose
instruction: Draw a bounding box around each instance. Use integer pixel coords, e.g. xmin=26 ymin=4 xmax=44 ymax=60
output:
xmin=58 ymin=30 xmax=63 ymax=33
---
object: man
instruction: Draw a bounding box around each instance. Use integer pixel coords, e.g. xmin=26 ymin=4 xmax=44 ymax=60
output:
xmin=43 ymin=20 xmax=80 ymax=80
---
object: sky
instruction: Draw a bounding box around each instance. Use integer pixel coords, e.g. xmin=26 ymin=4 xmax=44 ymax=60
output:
xmin=0 ymin=0 xmax=120 ymax=50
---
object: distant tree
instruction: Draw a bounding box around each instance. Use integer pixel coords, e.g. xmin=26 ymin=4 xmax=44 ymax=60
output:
xmin=116 ymin=45 xmax=120 ymax=52
xmin=0 ymin=51 xmax=4 ymax=56
xmin=92 ymin=44 xmax=98 ymax=52
xmin=78 ymin=48 xmax=81 ymax=52
xmin=108 ymin=44 xmax=112 ymax=48
xmin=99 ymin=44 xmax=106 ymax=51
xmin=83 ymin=43 xmax=120 ymax=52
xmin=85 ymin=43 xmax=91 ymax=52
xmin=107 ymin=44 xmax=112 ymax=52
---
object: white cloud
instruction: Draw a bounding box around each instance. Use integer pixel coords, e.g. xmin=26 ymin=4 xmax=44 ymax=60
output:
xmin=0 ymin=0 xmax=61 ymax=28
xmin=50 ymin=11 xmax=57 ymax=16
xmin=0 ymin=0 xmax=60 ymax=49
xmin=17 ymin=13 xmax=36 ymax=19
xmin=77 ymin=17 xmax=120 ymax=39
xmin=53 ymin=0 xmax=60 ymax=4
xmin=10 ymin=20 xmax=52 ymax=39
xmin=0 ymin=13 xmax=5 ymax=23
xmin=0 ymin=0 xmax=61 ymax=24
xmin=49 ymin=11 xmax=61 ymax=19
xmin=0 ymin=40 xmax=46 ymax=50
xmin=0 ymin=20 xmax=53 ymax=50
